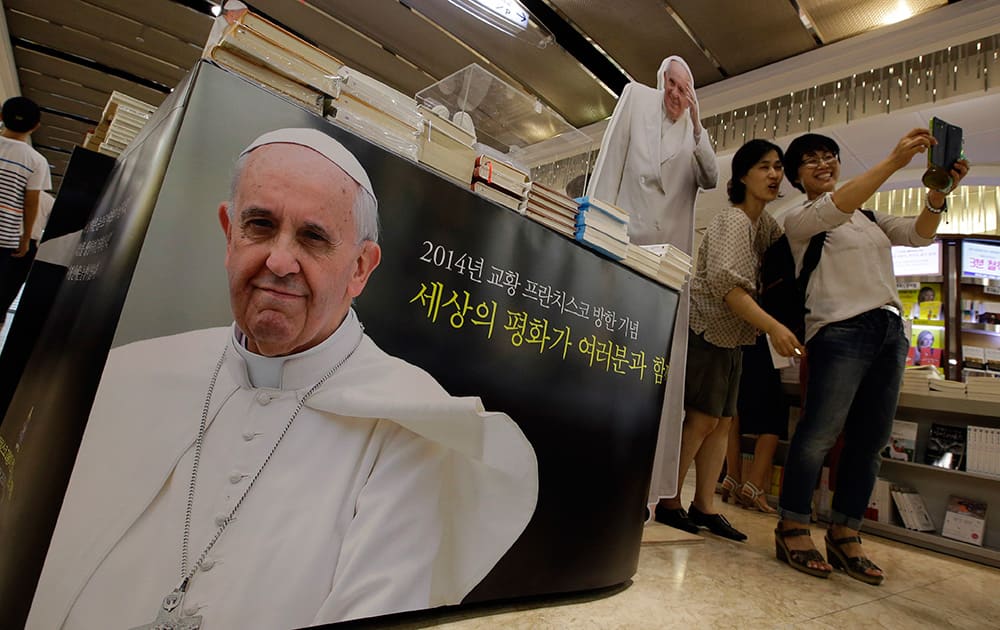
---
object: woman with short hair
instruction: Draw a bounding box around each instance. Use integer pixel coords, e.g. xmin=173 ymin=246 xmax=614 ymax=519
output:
xmin=775 ymin=130 xmax=969 ymax=584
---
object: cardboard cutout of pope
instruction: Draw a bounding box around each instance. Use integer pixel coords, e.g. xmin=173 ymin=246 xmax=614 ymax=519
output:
xmin=27 ymin=129 xmax=539 ymax=630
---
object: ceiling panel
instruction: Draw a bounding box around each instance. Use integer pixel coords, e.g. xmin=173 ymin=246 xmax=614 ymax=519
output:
xmin=549 ymin=0 xmax=723 ymax=87
xmin=19 ymin=69 xmax=110 ymax=109
xmin=305 ymin=0 xmax=503 ymax=85
xmin=32 ymin=132 xmax=78 ymax=154
xmin=5 ymin=10 xmax=188 ymax=87
xmin=248 ymin=0 xmax=436 ymax=97
xmin=40 ymin=111 xmax=94 ymax=139
xmin=86 ymin=0 xmax=213 ymax=46
xmin=799 ymin=0 xmax=947 ymax=44
xmin=23 ymin=87 xmax=102 ymax=122
xmin=669 ymin=0 xmax=818 ymax=75
xmin=14 ymin=46 xmax=169 ymax=107
xmin=6 ymin=0 xmax=201 ymax=75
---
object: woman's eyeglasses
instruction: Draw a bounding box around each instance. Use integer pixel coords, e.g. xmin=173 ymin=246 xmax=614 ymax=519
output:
xmin=801 ymin=154 xmax=839 ymax=169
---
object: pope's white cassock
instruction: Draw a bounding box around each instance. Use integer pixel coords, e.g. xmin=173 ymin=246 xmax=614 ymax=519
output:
xmin=586 ymin=56 xmax=717 ymax=502
xmin=27 ymin=309 xmax=538 ymax=629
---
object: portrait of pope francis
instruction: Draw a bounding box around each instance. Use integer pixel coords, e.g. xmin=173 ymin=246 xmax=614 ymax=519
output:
xmin=26 ymin=128 xmax=539 ymax=630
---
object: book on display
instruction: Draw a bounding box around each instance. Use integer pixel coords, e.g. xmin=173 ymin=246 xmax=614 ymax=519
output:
xmin=208 ymin=47 xmax=324 ymax=114
xmin=576 ymin=208 xmax=628 ymax=242
xmin=966 ymin=425 xmax=1000 ymax=477
xmin=326 ymin=104 xmax=420 ymax=160
xmin=525 ymin=209 xmax=575 ymax=238
xmin=471 ymin=181 xmax=526 ymax=213
xmin=924 ymin=423 xmax=966 ymax=470
xmin=882 ymin=420 xmax=918 ymax=462
xmin=227 ymin=9 xmax=343 ymax=78
xmin=331 ymin=67 xmax=422 ymax=131
xmin=890 ymin=486 xmax=935 ymax=531
xmin=574 ymin=225 xmax=627 ymax=260
xmin=213 ymin=23 xmax=338 ymax=96
xmin=575 ymin=196 xmax=629 ymax=225
xmin=473 ymin=155 xmax=530 ymax=197
xmin=941 ymin=495 xmax=987 ymax=546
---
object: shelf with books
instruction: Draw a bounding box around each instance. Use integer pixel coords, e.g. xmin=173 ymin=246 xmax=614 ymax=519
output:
xmin=860 ymin=519 xmax=1000 ymax=568
xmin=880 ymin=457 xmax=1000 ymax=483
xmin=962 ymin=322 xmax=1000 ymax=336
xmin=898 ymin=392 xmax=999 ymax=419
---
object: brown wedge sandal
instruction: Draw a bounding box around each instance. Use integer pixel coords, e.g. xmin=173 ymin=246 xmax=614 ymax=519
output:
xmin=825 ymin=532 xmax=885 ymax=585
xmin=737 ymin=480 xmax=777 ymax=513
xmin=774 ymin=527 xmax=832 ymax=579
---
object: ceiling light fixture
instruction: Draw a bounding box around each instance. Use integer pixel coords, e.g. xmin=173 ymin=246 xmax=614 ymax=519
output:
xmin=883 ymin=0 xmax=914 ymax=26
xmin=210 ymin=3 xmax=223 ymax=17
xmin=444 ymin=0 xmax=553 ymax=47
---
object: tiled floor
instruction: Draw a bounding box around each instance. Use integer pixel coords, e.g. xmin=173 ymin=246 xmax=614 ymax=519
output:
xmin=362 ymin=478 xmax=1000 ymax=629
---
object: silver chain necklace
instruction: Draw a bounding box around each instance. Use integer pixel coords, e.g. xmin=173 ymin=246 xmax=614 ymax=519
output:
xmin=131 ymin=332 xmax=363 ymax=630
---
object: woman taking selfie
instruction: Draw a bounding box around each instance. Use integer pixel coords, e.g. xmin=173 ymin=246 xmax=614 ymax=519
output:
xmin=775 ymin=129 xmax=969 ymax=584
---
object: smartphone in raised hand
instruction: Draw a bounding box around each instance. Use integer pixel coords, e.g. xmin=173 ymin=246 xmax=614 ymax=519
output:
xmin=922 ymin=117 xmax=963 ymax=191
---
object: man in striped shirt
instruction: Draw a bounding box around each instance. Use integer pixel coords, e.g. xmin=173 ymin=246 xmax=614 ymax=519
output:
xmin=0 ymin=96 xmax=51 ymax=324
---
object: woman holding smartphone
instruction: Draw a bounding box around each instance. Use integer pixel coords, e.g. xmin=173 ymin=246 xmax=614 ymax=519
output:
xmin=775 ymin=129 xmax=969 ymax=584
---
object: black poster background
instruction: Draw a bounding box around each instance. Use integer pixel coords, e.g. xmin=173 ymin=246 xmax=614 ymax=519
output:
xmin=0 ymin=148 xmax=116 ymax=419
xmin=0 ymin=62 xmax=678 ymax=626
xmin=0 ymin=73 xmax=192 ymax=627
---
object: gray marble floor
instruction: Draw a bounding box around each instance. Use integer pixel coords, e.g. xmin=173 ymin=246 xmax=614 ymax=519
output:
xmin=373 ymin=475 xmax=1000 ymax=629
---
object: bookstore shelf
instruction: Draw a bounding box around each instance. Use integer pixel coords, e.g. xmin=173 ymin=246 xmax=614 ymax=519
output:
xmin=961 ymin=322 xmax=1000 ymax=336
xmin=880 ymin=458 xmax=1000 ymax=483
xmin=896 ymin=392 xmax=1000 ymax=419
xmin=861 ymin=519 xmax=1000 ymax=568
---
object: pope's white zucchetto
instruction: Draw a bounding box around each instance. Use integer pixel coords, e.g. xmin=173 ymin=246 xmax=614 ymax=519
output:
xmin=240 ymin=128 xmax=377 ymax=208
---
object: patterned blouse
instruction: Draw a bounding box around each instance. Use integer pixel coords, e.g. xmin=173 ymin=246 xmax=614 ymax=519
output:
xmin=689 ymin=207 xmax=783 ymax=348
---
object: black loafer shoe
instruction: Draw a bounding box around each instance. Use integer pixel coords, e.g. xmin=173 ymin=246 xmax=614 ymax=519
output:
xmin=654 ymin=505 xmax=701 ymax=534
xmin=688 ymin=504 xmax=747 ymax=542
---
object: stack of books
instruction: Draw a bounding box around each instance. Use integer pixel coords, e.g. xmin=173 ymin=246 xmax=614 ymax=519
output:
xmin=574 ymin=196 xmax=629 ymax=261
xmin=966 ymin=377 xmax=1000 ymax=403
xmin=82 ymin=92 xmax=156 ymax=157
xmin=202 ymin=9 xmax=341 ymax=114
xmin=417 ymin=106 xmax=476 ymax=185
xmin=622 ymin=244 xmax=662 ymax=281
xmin=470 ymin=155 xmax=529 ymax=213
xmin=967 ymin=425 xmax=1000 ymax=477
xmin=524 ymin=182 xmax=578 ymax=237
xmin=658 ymin=244 xmax=693 ymax=291
xmin=928 ymin=379 xmax=967 ymax=399
xmin=326 ymin=67 xmax=423 ymax=160
xmin=900 ymin=366 xmax=937 ymax=395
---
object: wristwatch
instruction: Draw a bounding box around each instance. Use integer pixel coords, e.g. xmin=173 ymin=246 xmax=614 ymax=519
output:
xmin=925 ymin=196 xmax=947 ymax=214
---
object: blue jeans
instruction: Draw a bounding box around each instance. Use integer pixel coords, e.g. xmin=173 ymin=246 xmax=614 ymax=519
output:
xmin=778 ymin=308 xmax=908 ymax=530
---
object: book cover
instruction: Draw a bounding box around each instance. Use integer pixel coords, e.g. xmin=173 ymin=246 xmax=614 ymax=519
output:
xmin=941 ymin=495 xmax=987 ymax=546
xmin=890 ymin=486 xmax=935 ymax=531
xmin=908 ymin=323 xmax=943 ymax=367
xmin=471 ymin=181 xmax=526 ymax=213
xmin=574 ymin=196 xmax=629 ymax=224
xmin=866 ymin=477 xmax=893 ymax=524
xmin=208 ymin=47 xmax=324 ymax=114
xmin=882 ymin=420 xmax=918 ymax=462
xmin=924 ymin=423 xmax=966 ymax=470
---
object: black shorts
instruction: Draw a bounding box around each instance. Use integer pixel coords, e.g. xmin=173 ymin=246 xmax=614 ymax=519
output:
xmin=737 ymin=334 xmax=790 ymax=439
xmin=684 ymin=330 xmax=742 ymax=418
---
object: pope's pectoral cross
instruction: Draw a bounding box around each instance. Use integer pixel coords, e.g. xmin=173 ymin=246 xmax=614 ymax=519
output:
xmin=130 ymin=587 xmax=202 ymax=630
